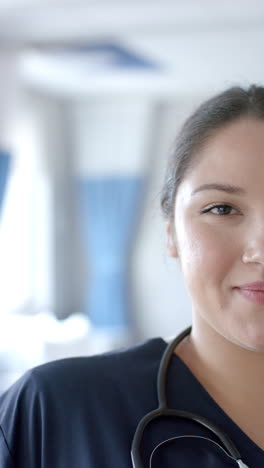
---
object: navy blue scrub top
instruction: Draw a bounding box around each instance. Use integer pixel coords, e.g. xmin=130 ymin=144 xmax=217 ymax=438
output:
xmin=0 ymin=337 xmax=263 ymax=467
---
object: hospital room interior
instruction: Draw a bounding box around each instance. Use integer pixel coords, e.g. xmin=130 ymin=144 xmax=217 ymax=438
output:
xmin=0 ymin=0 xmax=263 ymax=394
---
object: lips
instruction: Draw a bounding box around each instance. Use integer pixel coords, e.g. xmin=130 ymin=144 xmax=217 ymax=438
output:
xmin=236 ymin=282 xmax=264 ymax=305
xmin=237 ymin=281 xmax=264 ymax=291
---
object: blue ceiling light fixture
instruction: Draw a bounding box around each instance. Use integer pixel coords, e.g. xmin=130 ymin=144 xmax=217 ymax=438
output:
xmin=37 ymin=41 xmax=160 ymax=72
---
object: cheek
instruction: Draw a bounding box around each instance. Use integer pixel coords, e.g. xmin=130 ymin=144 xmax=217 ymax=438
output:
xmin=176 ymin=220 xmax=237 ymax=291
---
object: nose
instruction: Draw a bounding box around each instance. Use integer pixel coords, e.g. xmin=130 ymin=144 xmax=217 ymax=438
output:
xmin=242 ymin=233 xmax=264 ymax=266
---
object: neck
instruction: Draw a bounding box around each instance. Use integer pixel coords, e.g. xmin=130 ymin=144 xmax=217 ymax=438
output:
xmin=175 ymin=316 xmax=264 ymax=449
xmin=190 ymin=316 xmax=264 ymax=387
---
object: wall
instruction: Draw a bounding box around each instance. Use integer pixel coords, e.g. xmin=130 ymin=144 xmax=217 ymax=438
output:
xmin=24 ymin=92 xmax=206 ymax=341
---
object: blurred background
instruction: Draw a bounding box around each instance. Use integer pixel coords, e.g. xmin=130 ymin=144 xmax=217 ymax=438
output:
xmin=0 ymin=0 xmax=263 ymax=392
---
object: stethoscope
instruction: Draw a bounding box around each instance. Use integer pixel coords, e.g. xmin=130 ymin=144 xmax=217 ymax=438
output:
xmin=131 ymin=326 xmax=249 ymax=468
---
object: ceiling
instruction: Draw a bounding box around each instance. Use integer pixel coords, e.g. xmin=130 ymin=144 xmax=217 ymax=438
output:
xmin=1 ymin=1 xmax=264 ymax=96
xmin=0 ymin=0 xmax=263 ymax=41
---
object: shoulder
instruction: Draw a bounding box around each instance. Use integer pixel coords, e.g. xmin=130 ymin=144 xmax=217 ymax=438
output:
xmin=0 ymin=336 xmax=165 ymax=416
xmin=31 ymin=336 xmax=164 ymax=391
xmin=0 ymin=337 xmax=166 ymax=467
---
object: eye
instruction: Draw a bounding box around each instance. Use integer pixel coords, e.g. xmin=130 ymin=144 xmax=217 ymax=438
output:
xmin=202 ymin=204 xmax=238 ymax=216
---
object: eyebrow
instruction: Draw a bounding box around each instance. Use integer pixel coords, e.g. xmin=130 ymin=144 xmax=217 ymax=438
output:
xmin=191 ymin=183 xmax=246 ymax=196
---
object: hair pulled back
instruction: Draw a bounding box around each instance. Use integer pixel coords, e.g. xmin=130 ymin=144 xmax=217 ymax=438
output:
xmin=161 ymin=85 xmax=264 ymax=220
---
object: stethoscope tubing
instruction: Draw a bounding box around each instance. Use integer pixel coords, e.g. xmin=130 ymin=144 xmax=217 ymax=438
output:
xmin=131 ymin=326 xmax=248 ymax=468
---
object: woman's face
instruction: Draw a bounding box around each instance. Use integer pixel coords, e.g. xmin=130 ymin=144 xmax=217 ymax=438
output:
xmin=168 ymin=117 xmax=264 ymax=351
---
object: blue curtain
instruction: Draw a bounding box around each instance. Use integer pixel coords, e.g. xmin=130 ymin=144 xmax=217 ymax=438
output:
xmin=0 ymin=150 xmax=10 ymax=214
xmin=78 ymin=176 xmax=143 ymax=331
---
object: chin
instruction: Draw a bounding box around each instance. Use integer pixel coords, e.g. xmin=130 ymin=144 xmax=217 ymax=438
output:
xmin=232 ymin=328 xmax=264 ymax=353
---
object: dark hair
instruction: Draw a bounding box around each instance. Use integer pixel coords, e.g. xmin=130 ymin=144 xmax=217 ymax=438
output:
xmin=161 ymin=84 xmax=264 ymax=219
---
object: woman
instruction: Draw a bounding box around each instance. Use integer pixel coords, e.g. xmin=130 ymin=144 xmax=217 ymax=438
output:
xmin=1 ymin=85 xmax=264 ymax=467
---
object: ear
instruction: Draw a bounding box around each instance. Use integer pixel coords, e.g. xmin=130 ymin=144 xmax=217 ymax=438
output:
xmin=166 ymin=221 xmax=178 ymax=258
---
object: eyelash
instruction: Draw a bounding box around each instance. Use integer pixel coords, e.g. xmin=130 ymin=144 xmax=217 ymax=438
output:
xmin=201 ymin=203 xmax=239 ymax=216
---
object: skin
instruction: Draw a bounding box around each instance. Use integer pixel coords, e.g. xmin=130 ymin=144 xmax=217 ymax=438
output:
xmin=166 ymin=117 xmax=264 ymax=450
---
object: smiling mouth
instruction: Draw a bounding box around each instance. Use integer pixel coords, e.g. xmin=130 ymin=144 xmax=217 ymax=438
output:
xmin=236 ymin=288 xmax=264 ymax=305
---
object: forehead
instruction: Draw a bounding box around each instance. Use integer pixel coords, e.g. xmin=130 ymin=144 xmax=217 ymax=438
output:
xmin=182 ymin=117 xmax=264 ymax=188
